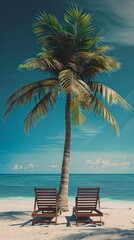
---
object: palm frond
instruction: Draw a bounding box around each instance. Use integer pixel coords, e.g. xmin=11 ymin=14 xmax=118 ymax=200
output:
xmin=80 ymin=97 xmax=120 ymax=136
xmin=4 ymin=79 xmax=59 ymax=120
xmin=90 ymin=82 xmax=131 ymax=109
xmin=19 ymin=57 xmax=64 ymax=74
xmin=59 ymin=69 xmax=91 ymax=100
xmin=19 ymin=58 xmax=44 ymax=71
xmin=4 ymin=88 xmax=36 ymax=120
xmin=70 ymin=96 xmax=86 ymax=126
xmin=24 ymin=91 xmax=57 ymax=133
xmin=94 ymin=45 xmax=111 ymax=54
xmin=97 ymin=55 xmax=120 ymax=73
xmin=73 ymin=52 xmax=120 ymax=73
xmin=33 ymin=12 xmax=62 ymax=46
xmin=64 ymin=5 xmax=93 ymax=40
xmin=80 ymin=35 xmax=101 ymax=51
xmin=6 ymin=79 xmax=59 ymax=105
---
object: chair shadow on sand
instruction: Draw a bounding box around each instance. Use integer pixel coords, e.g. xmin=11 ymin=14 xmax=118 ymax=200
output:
xmin=65 ymin=214 xmax=102 ymax=227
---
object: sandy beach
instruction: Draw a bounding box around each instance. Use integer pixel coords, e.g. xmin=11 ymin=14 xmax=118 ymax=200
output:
xmin=0 ymin=198 xmax=134 ymax=240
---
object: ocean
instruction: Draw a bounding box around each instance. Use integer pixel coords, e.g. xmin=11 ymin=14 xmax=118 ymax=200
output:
xmin=0 ymin=174 xmax=134 ymax=202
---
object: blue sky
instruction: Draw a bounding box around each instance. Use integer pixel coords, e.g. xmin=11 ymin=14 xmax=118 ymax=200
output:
xmin=0 ymin=0 xmax=134 ymax=174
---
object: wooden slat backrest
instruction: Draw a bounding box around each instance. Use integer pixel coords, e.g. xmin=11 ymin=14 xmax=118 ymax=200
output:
xmin=35 ymin=188 xmax=57 ymax=210
xmin=77 ymin=187 xmax=100 ymax=210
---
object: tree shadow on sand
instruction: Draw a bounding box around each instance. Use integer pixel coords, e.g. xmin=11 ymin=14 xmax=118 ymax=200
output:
xmin=0 ymin=211 xmax=63 ymax=227
xmin=0 ymin=211 xmax=31 ymax=221
xmin=0 ymin=211 xmax=32 ymax=227
xmin=61 ymin=228 xmax=134 ymax=240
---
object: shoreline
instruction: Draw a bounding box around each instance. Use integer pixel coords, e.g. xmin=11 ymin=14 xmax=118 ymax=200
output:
xmin=0 ymin=196 xmax=134 ymax=203
xmin=0 ymin=197 xmax=134 ymax=211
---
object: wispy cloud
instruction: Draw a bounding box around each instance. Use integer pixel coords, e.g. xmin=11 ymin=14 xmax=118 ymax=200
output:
xmin=47 ymin=135 xmax=65 ymax=141
xmin=120 ymin=90 xmax=134 ymax=135
xmin=121 ymin=117 xmax=134 ymax=135
xmin=31 ymin=126 xmax=101 ymax=154
xmin=32 ymin=144 xmax=63 ymax=154
xmin=47 ymin=125 xmax=101 ymax=142
xmin=78 ymin=125 xmax=102 ymax=137
xmin=33 ymin=144 xmax=61 ymax=150
xmin=103 ymin=0 xmax=134 ymax=45
xmin=71 ymin=0 xmax=134 ymax=45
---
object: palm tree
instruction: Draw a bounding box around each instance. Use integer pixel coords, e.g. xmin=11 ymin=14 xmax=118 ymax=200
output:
xmin=4 ymin=6 xmax=130 ymax=210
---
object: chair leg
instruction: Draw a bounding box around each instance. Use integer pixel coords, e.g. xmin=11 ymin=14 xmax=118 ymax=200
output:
xmin=73 ymin=207 xmax=75 ymax=215
xmin=100 ymin=216 xmax=102 ymax=225
xmin=76 ymin=216 xmax=78 ymax=226
xmin=32 ymin=218 xmax=34 ymax=226
xmin=55 ymin=216 xmax=57 ymax=225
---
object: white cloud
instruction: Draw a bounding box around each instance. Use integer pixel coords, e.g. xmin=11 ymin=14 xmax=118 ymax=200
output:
xmin=48 ymin=165 xmax=59 ymax=170
xmin=10 ymin=152 xmax=134 ymax=174
xmin=101 ymin=159 xmax=111 ymax=167
xmin=12 ymin=164 xmax=23 ymax=171
xmin=120 ymin=161 xmax=130 ymax=168
xmin=24 ymin=163 xmax=39 ymax=170
xmin=86 ymin=158 xmax=131 ymax=170
xmin=87 ymin=158 xmax=101 ymax=166
xmin=12 ymin=162 xmax=40 ymax=171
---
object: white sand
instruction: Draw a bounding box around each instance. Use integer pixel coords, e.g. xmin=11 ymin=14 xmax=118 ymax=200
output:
xmin=0 ymin=198 xmax=134 ymax=240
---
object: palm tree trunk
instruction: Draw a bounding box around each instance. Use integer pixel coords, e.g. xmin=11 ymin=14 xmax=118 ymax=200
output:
xmin=58 ymin=93 xmax=71 ymax=211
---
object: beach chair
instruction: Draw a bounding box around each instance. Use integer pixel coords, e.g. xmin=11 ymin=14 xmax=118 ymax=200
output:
xmin=31 ymin=188 xmax=61 ymax=225
xmin=73 ymin=187 xmax=103 ymax=226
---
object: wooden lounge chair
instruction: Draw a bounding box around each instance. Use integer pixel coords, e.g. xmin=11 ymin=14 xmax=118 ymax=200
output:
xmin=31 ymin=188 xmax=61 ymax=225
xmin=73 ymin=187 xmax=103 ymax=226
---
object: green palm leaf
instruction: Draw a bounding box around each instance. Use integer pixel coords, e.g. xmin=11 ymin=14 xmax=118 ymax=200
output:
xmin=33 ymin=12 xmax=63 ymax=46
xmin=71 ymin=96 xmax=86 ymax=126
xmin=64 ymin=5 xmax=93 ymax=40
xmin=24 ymin=91 xmax=57 ymax=133
xmin=4 ymin=79 xmax=59 ymax=120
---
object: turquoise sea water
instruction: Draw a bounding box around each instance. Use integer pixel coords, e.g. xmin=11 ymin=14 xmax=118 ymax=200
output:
xmin=0 ymin=174 xmax=134 ymax=201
